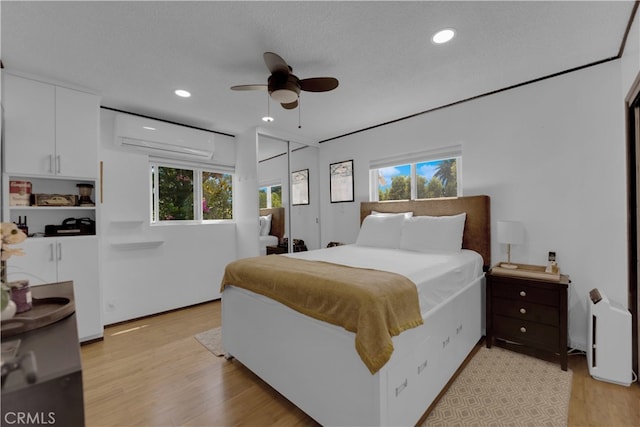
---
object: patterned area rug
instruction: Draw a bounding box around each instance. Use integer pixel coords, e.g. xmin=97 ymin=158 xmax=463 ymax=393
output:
xmin=423 ymin=346 xmax=573 ymax=426
xmin=194 ymin=327 xmax=225 ymax=357
xmin=195 ymin=329 xmax=573 ymax=426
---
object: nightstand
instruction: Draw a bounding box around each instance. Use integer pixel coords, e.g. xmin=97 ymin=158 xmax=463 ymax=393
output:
xmin=266 ymin=245 xmax=287 ymax=255
xmin=485 ymin=268 xmax=570 ymax=370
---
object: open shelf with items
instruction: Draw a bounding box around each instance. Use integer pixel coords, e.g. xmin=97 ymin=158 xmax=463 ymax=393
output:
xmin=2 ymin=175 xmax=97 ymax=238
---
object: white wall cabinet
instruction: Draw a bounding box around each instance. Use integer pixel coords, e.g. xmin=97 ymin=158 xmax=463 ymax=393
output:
xmin=2 ymin=72 xmax=102 ymax=342
xmin=3 ymin=74 xmax=98 ymax=179
xmin=6 ymin=236 xmax=102 ymax=342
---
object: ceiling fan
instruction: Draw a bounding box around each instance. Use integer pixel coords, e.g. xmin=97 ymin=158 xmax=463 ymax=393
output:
xmin=231 ymin=52 xmax=339 ymax=110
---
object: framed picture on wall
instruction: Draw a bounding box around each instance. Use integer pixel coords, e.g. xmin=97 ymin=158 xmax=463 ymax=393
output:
xmin=330 ymin=160 xmax=354 ymax=203
xmin=291 ymin=169 xmax=310 ymax=205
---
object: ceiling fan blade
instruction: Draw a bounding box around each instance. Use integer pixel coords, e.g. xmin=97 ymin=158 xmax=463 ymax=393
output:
xmin=299 ymin=77 xmax=339 ymax=92
xmin=281 ymin=100 xmax=298 ymax=110
xmin=230 ymin=84 xmax=267 ymax=91
xmin=264 ymin=52 xmax=290 ymax=74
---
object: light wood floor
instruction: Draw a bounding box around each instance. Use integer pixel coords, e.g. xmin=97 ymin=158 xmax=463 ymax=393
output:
xmin=81 ymin=300 xmax=640 ymax=427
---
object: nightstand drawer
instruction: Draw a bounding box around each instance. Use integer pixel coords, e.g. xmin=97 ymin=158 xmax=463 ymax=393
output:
xmin=491 ymin=281 xmax=558 ymax=306
xmin=493 ymin=315 xmax=559 ymax=352
xmin=492 ymin=298 xmax=559 ymax=326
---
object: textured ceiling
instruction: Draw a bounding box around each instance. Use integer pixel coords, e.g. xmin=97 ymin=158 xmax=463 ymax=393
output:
xmin=1 ymin=1 xmax=636 ymax=143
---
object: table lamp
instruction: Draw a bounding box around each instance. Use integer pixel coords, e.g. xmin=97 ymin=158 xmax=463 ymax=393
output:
xmin=497 ymin=220 xmax=524 ymax=269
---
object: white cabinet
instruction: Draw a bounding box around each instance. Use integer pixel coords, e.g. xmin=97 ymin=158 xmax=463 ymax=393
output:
xmin=3 ymin=74 xmax=99 ymax=178
xmin=6 ymin=236 xmax=102 ymax=342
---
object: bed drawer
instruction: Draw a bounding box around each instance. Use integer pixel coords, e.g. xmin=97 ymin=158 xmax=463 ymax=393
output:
xmin=491 ymin=280 xmax=558 ymax=306
xmin=493 ymin=315 xmax=559 ymax=352
xmin=492 ymin=297 xmax=559 ymax=326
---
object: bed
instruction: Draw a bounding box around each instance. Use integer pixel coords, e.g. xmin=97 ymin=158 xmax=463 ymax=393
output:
xmin=222 ymin=195 xmax=490 ymax=426
xmin=259 ymin=207 xmax=285 ymax=255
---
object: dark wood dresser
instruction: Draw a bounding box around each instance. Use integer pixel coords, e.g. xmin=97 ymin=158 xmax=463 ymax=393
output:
xmin=1 ymin=281 xmax=85 ymax=426
xmin=486 ymin=270 xmax=570 ymax=370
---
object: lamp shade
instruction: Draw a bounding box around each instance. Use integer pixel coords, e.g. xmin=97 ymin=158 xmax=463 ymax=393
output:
xmin=497 ymin=220 xmax=524 ymax=245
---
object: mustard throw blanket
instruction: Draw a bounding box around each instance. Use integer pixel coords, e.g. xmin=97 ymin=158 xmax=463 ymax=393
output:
xmin=220 ymin=255 xmax=424 ymax=374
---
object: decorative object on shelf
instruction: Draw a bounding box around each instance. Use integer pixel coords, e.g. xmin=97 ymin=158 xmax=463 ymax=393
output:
xmin=45 ymin=217 xmax=96 ymax=237
xmin=76 ymin=183 xmax=95 ymax=206
xmin=33 ymin=193 xmax=77 ymax=206
xmin=9 ymin=181 xmax=32 ymax=206
xmin=1 ymin=222 xmax=27 ymax=320
xmin=15 ymin=216 xmax=28 ymax=236
xmin=330 ymin=159 xmax=354 ymax=203
xmin=496 ymin=220 xmax=524 ymax=269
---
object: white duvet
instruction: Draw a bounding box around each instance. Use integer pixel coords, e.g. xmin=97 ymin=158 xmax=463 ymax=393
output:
xmin=286 ymin=244 xmax=484 ymax=318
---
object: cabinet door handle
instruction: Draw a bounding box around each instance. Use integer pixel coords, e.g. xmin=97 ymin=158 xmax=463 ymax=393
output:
xmin=395 ymin=378 xmax=408 ymax=397
xmin=520 ymin=308 xmax=527 ymax=314
xmin=48 ymin=155 xmax=54 ymax=173
xmin=519 ymin=290 xmax=527 ymax=297
xmin=56 ymin=155 xmax=61 ymax=174
xmin=57 ymin=242 xmax=62 ymax=261
xmin=49 ymin=243 xmax=55 ymax=261
xmin=520 ymin=327 xmax=527 ymax=333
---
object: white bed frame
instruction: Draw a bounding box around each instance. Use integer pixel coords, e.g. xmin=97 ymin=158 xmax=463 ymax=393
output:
xmin=222 ymin=196 xmax=491 ymax=426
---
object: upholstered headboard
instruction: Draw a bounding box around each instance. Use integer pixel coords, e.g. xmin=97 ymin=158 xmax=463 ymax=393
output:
xmin=360 ymin=195 xmax=491 ymax=270
xmin=259 ymin=207 xmax=285 ymax=242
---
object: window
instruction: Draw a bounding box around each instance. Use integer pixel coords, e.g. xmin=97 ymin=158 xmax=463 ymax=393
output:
xmin=151 ymin=163 xmax=233 ymax=223
xmin=370 ymin=149 xmax=461 ymax=201
xmin=259 ymin=184 xmax=282 ymax=209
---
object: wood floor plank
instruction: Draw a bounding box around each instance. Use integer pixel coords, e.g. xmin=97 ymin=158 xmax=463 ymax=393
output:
xmin=81 ymin=300 xmax=640 ymax=426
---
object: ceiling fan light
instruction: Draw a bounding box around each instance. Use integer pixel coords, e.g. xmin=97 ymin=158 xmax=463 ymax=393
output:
xmin=270 ymin=89 xmax=298 ymax=104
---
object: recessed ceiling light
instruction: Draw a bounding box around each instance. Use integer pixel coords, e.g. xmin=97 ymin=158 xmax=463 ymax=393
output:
xmin=432 ymin=28 xmax=455 ymax=44
xmin=262 ymin=116 xmax=274 ymax=123
xmin=174 ymin=89 xmax=191 ymax=98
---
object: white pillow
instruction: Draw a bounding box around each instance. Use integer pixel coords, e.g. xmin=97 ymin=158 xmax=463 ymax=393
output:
xmin=355 ymin=214 xmax=405 ymax=248
xmin=371 ymin=210 xmax=413 ymax=219
xmin=399 ymin=213 xmax=466 ymax=253
xmin=259 ymin=214 xmax=272 ymax=236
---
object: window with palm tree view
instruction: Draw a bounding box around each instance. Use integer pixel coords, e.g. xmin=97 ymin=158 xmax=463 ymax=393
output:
xmin=259 ymin=184 xmax=282 ymax=209
xmin=151 ymin=164 xmax=233 ymax=222
xmin=372 ymin=158 xmax=459 ymax=201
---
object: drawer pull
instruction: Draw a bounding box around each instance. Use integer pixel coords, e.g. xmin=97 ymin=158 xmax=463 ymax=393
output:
xmin=519 ymin=290 xmax=527 ymax=297
xmin=395 ymin=378 xmax=408 ymax=397
xmin=520 ymin=308 xmax=527 ymax=314
xmin=520 ymin=327 xmax=527 ymax=333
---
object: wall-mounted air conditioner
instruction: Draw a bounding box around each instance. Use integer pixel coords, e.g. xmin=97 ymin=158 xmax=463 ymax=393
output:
xmin=587 ymin=288 xmax=632 ymax=386
xmin=114 ymin=113 xmax=215 ymax=161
